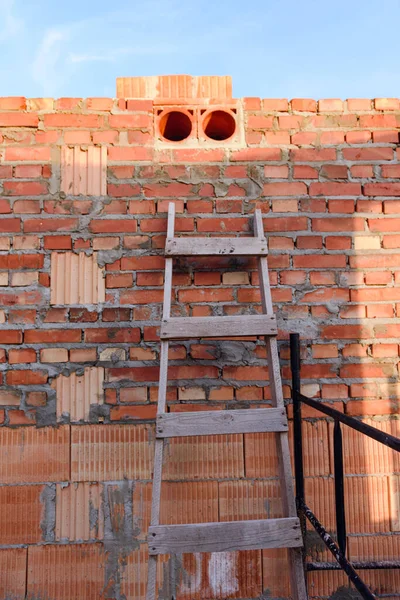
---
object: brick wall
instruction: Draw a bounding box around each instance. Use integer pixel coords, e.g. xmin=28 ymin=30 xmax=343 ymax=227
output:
xmin=0 ymin=85 xmax=399 ymax=598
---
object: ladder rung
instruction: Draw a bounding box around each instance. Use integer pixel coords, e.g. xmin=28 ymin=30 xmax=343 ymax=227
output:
xmin=156 ymin=407 xmax=288 ymax=438
xmin=148 ymin=517 xmax=302 ymax=555
xmin=165 ymin=237 xmax=268 ymax=257
xmin=160 ymin=315 xmax=277 ymax=340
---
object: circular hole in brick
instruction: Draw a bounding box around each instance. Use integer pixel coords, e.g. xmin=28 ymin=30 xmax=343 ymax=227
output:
xmin=159 ymin=110 xmax=193 ymax=142
xmin=202 ymin=110 xmax=236 ymax=141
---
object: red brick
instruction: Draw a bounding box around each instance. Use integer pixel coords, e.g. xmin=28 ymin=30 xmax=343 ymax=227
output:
xmin=351 ymin=165 xmax=374 ymax=178
xmin=328 ymin=200 xmax=354 ymax=213
xmin=0 ymin=113 xmax=38 ymax=126
xmin=102 ymin=308 xmax=130 ymax=322
xmin=0 ymin=96 xmax=26 ymax=109
xmin=318 ymin=98 xmax=344 ymax=112
xmin=89 ymin=219 xmax=137 ymax=233
xmin=86 ymin=97 xmax=113 ymax=111
xmin=351 ymin=288 xmax=400 ymax=302
xmin=84 ymin=328 xmax=140 ymax=343
xmin=0 ymin=330 xmax=23 ymax=344
xmin=320 ymin=131 xmax=345 ymax=144
xmin=137 ymin=272 xmax=164 ymax=286
xmin=110 ymin=405 xmax=157 ymax=420
xmin=0 ymin=199 xmax=11 ymax=213
xmin=120 ymin=256 xmax=164 ymax=270
xmin=3 ymin=181 xmax=48 ymax=196
xmin=371 ymin=343 xmax=398 ymax=357
xmin=63 ymin=130 xmax=91 ymax=144
xmin=106 ymin=273 xmax=133 ymax=288
xmin=108 ymin=146 xmax=153 ymax=161
xmin=107 ymin=183 xmax=141 ymax=197
xmin=321 ymin=325 xmax=372 ymax=339
xmin=309 ymin=182 xmax=361 ymax=196
xmin=346 ymin=399 xmax=398 ymax=416
xmin=343 ymin=147 xmax=394 ymax=161
xmin=55 ymin=98 xmax=82 ymax=110
xmin=375 ymin=98 xmax=400 ymax=110
xmin=247 ymin=115 xmax=273 ymax=129
xmin=44 ymin=235 xmax=72 ymax=249
xmin=143 ymin=182 xmax=193 ymax=197
xmin=365 ymin=271 xmax=392 ymax=285
xmin=290 ymin=148 xmax=337 ymax=161
xmin=263 ymin=182 xmax=307 ymax=196
xmin=24 ymin=219 xmax=78 ymax=232
xmin=109 ymin=114 xmax=151 ymax=128
xmin=346 ymin=98 xmax=371 ymax=111
xmin=6 ymin=370 xmax=47 ymax=385
xmin=372 ymin=130 xmax=398 ymax=143
xmin=297 ymin=235 xmax=322 ymax=249
xmin=231 ymin=148 xmax=281 ymax=161
xmin=13 ymin=165 xmax=42 ymax=178
xmin=69 ymin=309 xmax=98 ymax=323
xmin=321 ymin=164 xmax=348 ymax=179
xmin=4 ymin=147 xmax=51 ymax=162
xmin=244 ymin=97 xmax=261 ymax=110
xmin=9 ymin=349 xmax=36 ymax=364
xmin=8 ymin=410 xmax=35 ymax=425
xmin=24 ymin=330 xmax=81 ymax=343
xmin=13 ymin=200 xmax=40 ymax=214
xmin=340 ymin=363 xmax=394 ymax=379
xmin=186 ymin=199 xmax=213 ymax=213
xmin=367 ymin=304 xmax=394 ymax=318
xmin=312 ymin=217 xmax=364 ymax=232
xmin=326 ymin=236 xmax=351 ymax=250
xmin=43 ymin=114 xmax=103 ymax=128
xmin=346 ymin=130 xmax=371 ymax=144
xmin=383 ymin=235 xmax=400 ymax=248
xmin=369 ymin=218 xmax=400 ymax=232
xmin=262 ymin=98 xmax=288 ymax=111
xmin=120 ymin=289 xmax=164 ymax=304
xmin=356 ymin=199 xmax=382 ymax=213
xmin=360 ymin=114 xmax=397 ymax=127
xmin=291 ymin=98 xmax=317 ymax=112
xmin=321 ymin=384 xmax=348 ymax=399
xmin=178 ymin=288 xmax=233 ymax=303
xmin=364 ymin=183 xmax=400 ymax=196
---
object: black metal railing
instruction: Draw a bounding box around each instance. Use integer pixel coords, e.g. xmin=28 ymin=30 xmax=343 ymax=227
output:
xmin=290 ymin=333 xmax=400 ymax=600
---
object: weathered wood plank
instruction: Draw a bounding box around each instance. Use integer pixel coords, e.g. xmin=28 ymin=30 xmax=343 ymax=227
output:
xmin=148 ymin=517 xmax=302 ymax=555
xmin=165 ymin=237 xmax=268 ymax=256
xmin=156 ymin=408 xmax=288 ymax=438
xmin=160 ymin=314 xmax=277 ymax=339
xmin=254 ymin=208 xmax=308 ymax=600
xmin=146 ymin=202 xmax=176 ymax=600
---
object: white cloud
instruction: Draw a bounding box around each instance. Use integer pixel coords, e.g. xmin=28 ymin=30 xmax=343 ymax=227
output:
xmin=31 ymin=27 xmax=71 ymax=94
xmin=67 ymin=43 xmax=179 ymax=65
xmin=0 ymin=0 xmax=23 ymax=43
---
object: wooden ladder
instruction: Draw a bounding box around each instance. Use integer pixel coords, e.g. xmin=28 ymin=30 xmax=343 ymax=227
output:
xmin=146 ymin=203 xmax=308 ymax=600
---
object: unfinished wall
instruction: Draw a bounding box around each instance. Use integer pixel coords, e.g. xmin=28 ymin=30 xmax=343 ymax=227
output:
xmin=0 ymin=78 xmax=399 ymax=599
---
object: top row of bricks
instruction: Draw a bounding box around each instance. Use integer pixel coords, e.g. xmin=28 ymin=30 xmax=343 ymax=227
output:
xmin=1 ymin=97 xmax=400 ymax=113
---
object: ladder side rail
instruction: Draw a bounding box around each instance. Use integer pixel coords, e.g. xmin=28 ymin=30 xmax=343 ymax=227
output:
xmin=146 ymin=202 xmax=176 ymax=600
xmin=254 ymin=209 xmax=308 ymax=600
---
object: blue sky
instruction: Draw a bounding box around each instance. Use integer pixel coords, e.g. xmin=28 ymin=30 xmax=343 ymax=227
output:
xmin=1 ymin=0 xmax=400 ymax=99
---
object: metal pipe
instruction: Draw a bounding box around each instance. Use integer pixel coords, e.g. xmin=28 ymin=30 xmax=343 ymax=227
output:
xmin=290 ymin=332 xmax=307 ymax=579
xmin=290 ymin=333 xmax=305 ymax=504
xmin=298 ymin=394 xmax=400 ymax=453
xmin=307 ymin=560 xmax=400 ymax=571
xmin=301 ymin=501 xmax=376 ymax=600
xmin=333 ymin=419 xmax=346 ymax=557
